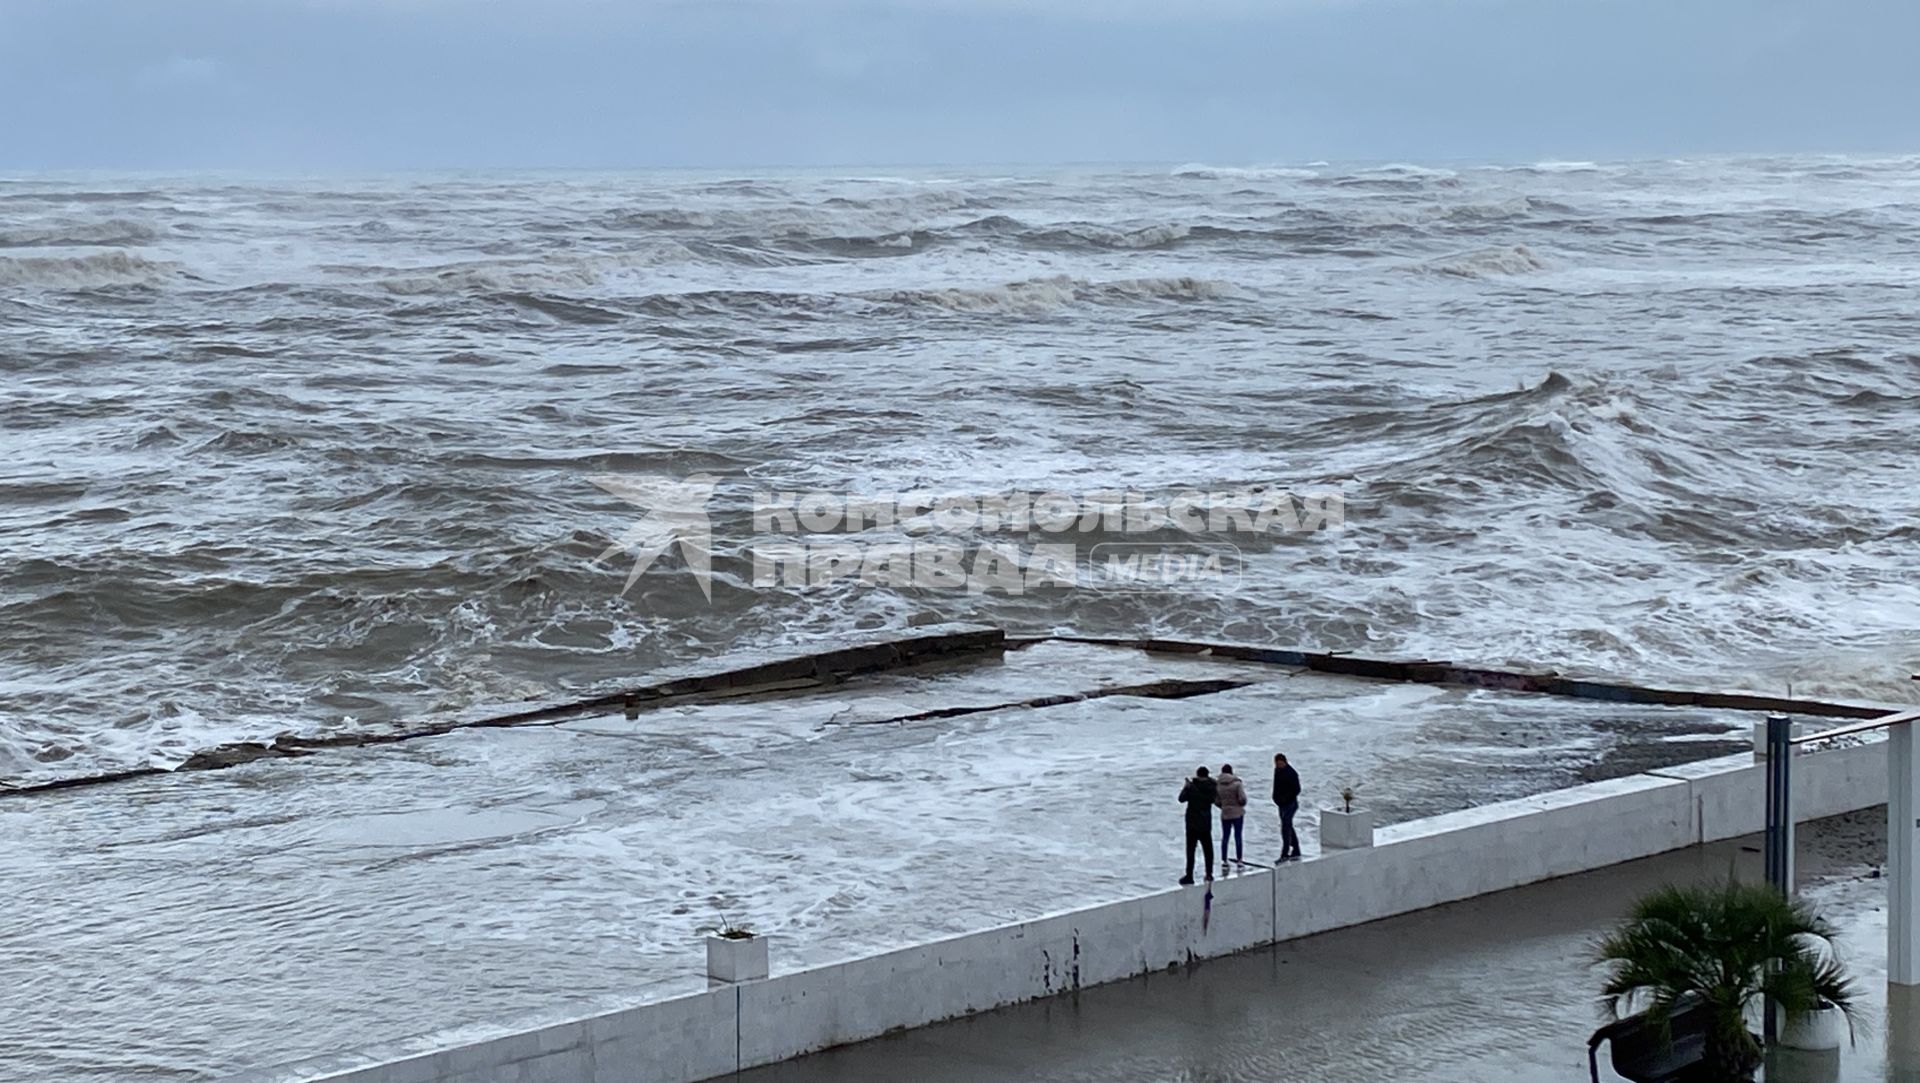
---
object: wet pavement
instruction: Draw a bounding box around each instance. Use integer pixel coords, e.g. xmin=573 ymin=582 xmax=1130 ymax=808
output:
xmin=741 ymin=809 xmax=1907 ymax=1083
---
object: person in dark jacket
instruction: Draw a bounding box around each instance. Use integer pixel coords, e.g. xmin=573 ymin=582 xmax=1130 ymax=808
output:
xmin=1273 ymin=753 xmax=1302 ymax=861
xmin=1178 ymin=766 xmax=1219 ymax=884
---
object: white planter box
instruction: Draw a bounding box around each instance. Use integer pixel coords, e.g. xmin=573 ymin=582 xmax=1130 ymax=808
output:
xmin=1320 ymin=807 xmax=1374 ymax=850
xmin=1776 ymin=1002 xmax=1846 ymax=1051
xmin=706 ymin=934 xmax=770 ymax=983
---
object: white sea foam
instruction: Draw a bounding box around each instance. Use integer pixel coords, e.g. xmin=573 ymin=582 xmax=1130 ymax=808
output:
xmin=865 ymin=274 xmax=1237 ymax=313
xmin=7 ymin=157 xmax=1920 ymax=1083
xmin=1411 ymin=243 xmax=1550 ymax=278
xmin=1364 ymin=162 xmax=1459 ymax=178
xmin=0 ymin=217 xmax=160 ymax=247
xmin=1171 ymin=163 xmax=1320 ymax=180
xmin=371 ymin=246 xmax=697 ymax=294
xmin=0 ymin=249 xmax=183 ymax=288
xmin=3 ymin=156 xmax=1916 ymax=794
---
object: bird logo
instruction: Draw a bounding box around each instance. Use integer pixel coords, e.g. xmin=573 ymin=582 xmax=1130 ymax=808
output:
xmin=588 ymin=473 xmax=719 ymax=600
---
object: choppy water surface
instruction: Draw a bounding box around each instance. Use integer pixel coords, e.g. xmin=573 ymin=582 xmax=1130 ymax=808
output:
xmin=1 ymin=157 xmax=1917 ymax=1078
xmin=4 ymin=156 xmax=1918 ymax=782
xmin=0 ymin=642 xmax=1761 ymax=1082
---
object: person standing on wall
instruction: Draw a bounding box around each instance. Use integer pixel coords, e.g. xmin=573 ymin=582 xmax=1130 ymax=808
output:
xmin=1215 ymin=763 xmax=1248 ymax=865
xmin=1273 ymin=752 xmax=1302 ymax=862
xmin=1178 ymin=766 xmax=1219 ymax=885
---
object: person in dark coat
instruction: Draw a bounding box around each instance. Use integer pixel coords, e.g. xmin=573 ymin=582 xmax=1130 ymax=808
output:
xmin=1273 ymin=753 xmax=1302 ymax=861
xmin=1178 ymin=766 xmax=1219 ymax=884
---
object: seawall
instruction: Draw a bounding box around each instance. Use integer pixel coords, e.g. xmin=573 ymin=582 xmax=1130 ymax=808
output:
xmin=223 ymin=739 xmax=1889 ymax=1083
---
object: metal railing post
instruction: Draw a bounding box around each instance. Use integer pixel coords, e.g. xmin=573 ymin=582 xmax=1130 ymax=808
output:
xmin=1762 ymin=713 xmax=1793 ymax=1045
xmin=1764 ymin=713 xmax=1794 ymax=896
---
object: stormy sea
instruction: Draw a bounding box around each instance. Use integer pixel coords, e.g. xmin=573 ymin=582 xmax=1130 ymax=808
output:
xmin=2 ymin=156 xmax=1916 ymax=1079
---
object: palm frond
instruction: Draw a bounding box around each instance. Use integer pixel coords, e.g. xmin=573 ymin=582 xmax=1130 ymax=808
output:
xmin=1593 ymin=877 xmax=1860 ymax=1071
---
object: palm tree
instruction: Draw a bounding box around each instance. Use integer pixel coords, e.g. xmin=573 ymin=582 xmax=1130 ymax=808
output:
xmin=1595 ymin=878 xmax=1857 ymax=1081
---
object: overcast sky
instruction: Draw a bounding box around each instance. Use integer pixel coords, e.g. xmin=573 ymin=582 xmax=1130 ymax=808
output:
xmin=3 ymin=0 xmax=1917 ymax=170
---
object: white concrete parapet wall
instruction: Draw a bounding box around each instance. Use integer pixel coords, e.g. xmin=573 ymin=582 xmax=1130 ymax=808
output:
xmin=224 ymin=739 xmax=1887 ymax=1083
xmin=735 ymin=868 xmax=1275 ymax=1069
xmin=1649 ymin=741 xmax=1887 ymax=844
xmin=220 ymin=984 xmax=740 ymax=1083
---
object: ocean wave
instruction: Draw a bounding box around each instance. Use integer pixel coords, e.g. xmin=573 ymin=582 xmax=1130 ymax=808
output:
xmin=1438 ymin=197 xmax=1539 ymax=222
xmin=607 ymin=207 xmax=716 ymax=230
xmin=817 ymin=215 xmax=1203 ymax=254
xmin=377 ymin=263 xmax=601 ymax=295
xmin=632 ymin=288 xmax=837 ymax=319
xmin=496 ymin=292 xmax=629 ymax=324
xmin=862 ymin=274 xmax=1239 ymax=314
xmin=1515 ymin=160 xmax=1604 ymax=174
xmin=950 ymin=214 xmax=1026 ymax=236
xmin=0 ymin=218 xmax=160 ymax=248
xmin=1028 ymin=221 xmax=1194 ymax=249
xmin=0 ymin=250 xmax=184 ymax=289
xmin=1409 ymin=244 xmax=1549 ymax=278
xmin=817 ymin=190 xmax=993 ymax=216
xmin=796 ymin=230 xmax=940 ymax=258
xmin=604 ymin=189 xmax=990 ymax=242
xmin=1171 ymin=163 xmax=1320 ymax=181
xmin=586 ymin=193 xmax=1426 ymax=260
xmin=1836 ymin=388 xmax=1915 ymax=409
xmin=1326 ymin=164 xmax=1463 ymax=192
xmin=823 ymin=213 xmax=1387 ymax=255
xmin=0 ymin=188 xmax=163 ymax=204
xmin=369 ymin=248 xmax=694 ymax=295
xmin=589 ymin=275 xmax=1246 ymax=319
xmin=1364 ymin=163 xmax=1460 ymax=178
xmin=5 ymin=158 xmax=1918 ymax=794
xmin=192 ymin=429 xmax=305 ymax=456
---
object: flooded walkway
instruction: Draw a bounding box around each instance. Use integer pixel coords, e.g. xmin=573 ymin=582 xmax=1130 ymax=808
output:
xmin=0 ymin=640 xmax=1761 ymax=1081
xmin=741 ymin=810 xmax=1902 ymax=1083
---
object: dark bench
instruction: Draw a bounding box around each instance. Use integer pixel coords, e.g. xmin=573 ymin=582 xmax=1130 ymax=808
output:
xmin=1587 ymin=998 xmax=1718 ymax=1082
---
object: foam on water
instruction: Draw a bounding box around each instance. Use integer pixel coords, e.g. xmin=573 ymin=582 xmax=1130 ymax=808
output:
xmin=0 ymin=641 xmax=1765 ymax=1080
xmin=0 ymin=156 xmax=1916 ymax=792
xmin=0 ymin=249 xmax=186 ymax=288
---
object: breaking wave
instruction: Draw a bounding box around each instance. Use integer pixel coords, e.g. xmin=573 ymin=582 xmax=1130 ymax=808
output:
xmin=1028 ymin=222 xmax=1194 ymax=249
xmin=0 ymin=250 xmax=184 ymax=289
xmin=0 ymin=218 xmax=160 ymax=248
xmin=863 ymin=274 xmax=1239 ymax=313
xmin=369 ymin=247 xmax=698 ymax=295
xmin=4 ymin=155 xmax=1918 ymax=794
xmin=1171 ymin=163 xmax=1321 ymax=181
xmin=1410 ymin=244 xmax=1550 ymax=278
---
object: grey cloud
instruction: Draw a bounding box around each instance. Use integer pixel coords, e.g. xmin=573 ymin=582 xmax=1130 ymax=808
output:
xmin=1 ymin=0 xmax=1915 ymax=170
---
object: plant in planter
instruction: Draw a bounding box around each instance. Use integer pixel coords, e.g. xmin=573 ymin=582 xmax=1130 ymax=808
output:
xmin=699 ymin=914 xmax=770 ymax=982
xmin=1596 ymin=879 xmax=1857 ymax=1081
xmin=1320 ymin=783 xmax=1372 ymax=849
xmin=698 ymin=914 xmax=756 ymax=941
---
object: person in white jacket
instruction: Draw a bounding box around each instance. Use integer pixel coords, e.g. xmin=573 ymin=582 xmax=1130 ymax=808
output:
xmin=1215 ymin=764 xmax=1248 ymax=864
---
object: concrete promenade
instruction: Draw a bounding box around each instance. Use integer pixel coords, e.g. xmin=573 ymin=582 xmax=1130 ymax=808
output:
xmin=224 ymin=738 xmax=1890 ymax=1083
xmin=742 ymin=811 xmax=1906 ymax=1083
